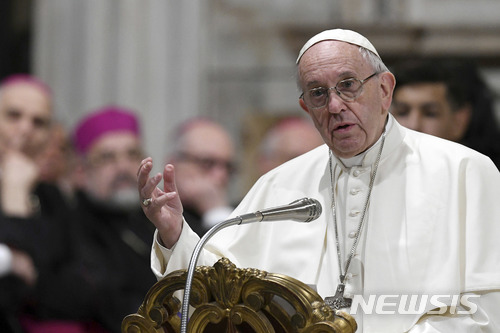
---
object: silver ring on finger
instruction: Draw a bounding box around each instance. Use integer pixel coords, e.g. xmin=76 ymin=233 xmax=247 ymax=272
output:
xmin=142 ymin=198 xmax=153 ymax=207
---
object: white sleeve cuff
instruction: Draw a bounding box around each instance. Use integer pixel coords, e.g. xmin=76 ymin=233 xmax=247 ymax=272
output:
xmin=151 ymin=218 xmax=201 ymax=280
xmin=0 ymin=244 xmax=13 ymax=277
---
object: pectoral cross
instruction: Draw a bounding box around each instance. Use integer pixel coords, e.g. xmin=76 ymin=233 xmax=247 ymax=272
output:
xmin=324 ymin=283 xmax=352 ymax=310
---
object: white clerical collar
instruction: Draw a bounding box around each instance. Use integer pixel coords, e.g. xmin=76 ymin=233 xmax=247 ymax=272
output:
xmin=338 ymin=116 xmax=393 ymax=168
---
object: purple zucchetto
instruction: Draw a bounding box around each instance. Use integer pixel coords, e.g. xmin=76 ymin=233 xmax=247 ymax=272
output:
xmin=73 ymin=106 xmax=140 ymax=154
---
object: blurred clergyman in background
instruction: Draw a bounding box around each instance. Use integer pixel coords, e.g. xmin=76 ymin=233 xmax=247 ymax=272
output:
xmin=12 ymin=106 xmax=155 ymax=333
xmin=166 ymin=118 xmax=236 ymax=237
xmin=391 ymin=58 xmax=500 ymax=169
xmin=257 ymin=116 xmax=324 ymax=176
xmin=0 ymin=74 xmax=60 ymax=333
xmin=66 ymin=106 xmax=157 ymax=332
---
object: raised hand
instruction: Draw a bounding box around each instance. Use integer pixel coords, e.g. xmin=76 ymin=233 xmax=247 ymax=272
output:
xmin=0 ymin=149 xmax=40 ymax=216
xmin=137 ymin=157 xmax=184 ymax=248
xmin=10 ymin=248 xmax=38 ymax=286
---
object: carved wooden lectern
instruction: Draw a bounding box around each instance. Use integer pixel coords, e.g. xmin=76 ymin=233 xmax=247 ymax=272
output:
xmin=122 ymin=258 xmax=356 ymax=333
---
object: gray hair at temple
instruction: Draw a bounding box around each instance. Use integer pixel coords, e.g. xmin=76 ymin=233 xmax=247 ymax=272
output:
xmin=295 ymin=29 xmax=389 ymax=89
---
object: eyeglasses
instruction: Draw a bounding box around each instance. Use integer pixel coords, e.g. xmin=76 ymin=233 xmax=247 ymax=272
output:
xmin=176 ymin=152 xmax=237 ymax=175
xmin=300 ymin=72 xmax=379 ymax=109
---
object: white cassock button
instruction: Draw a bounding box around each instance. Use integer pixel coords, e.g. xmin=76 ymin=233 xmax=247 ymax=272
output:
xmin=348 ymin=231 xmax=358 ymax=238
xmin=350 ymin=188 xmax=360 ymax=195
xmin=349 ymin=210 xmax=360 ymax=217
xmin=353 ymin=170 xmax=361 ymax=177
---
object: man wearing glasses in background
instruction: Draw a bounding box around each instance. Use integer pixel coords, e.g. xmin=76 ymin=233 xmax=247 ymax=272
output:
xmin=165 ymin=117 xmax=236 ymax=237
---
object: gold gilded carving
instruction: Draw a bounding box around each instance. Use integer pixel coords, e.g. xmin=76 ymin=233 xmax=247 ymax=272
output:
xmin=122 ymin=258 xmax=356 ymax=333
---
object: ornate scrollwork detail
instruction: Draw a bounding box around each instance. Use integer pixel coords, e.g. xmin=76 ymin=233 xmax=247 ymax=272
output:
xmin=198 ymin=257 xmax=267 ymax=309
xmin=122 ymin=258 xmax=357 ymax=333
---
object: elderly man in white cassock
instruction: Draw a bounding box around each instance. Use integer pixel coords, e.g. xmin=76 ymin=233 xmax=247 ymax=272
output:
xmin=137 ymin=29 xmax=500 ymax=332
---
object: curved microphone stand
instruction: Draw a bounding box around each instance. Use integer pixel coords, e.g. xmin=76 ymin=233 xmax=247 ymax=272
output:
xmin=179 ymin=197 xmax=322 ymax=333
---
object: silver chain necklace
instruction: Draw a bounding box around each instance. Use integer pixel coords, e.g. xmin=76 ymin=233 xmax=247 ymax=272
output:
xmin=324 ymin=131 xmax=386 ymax=310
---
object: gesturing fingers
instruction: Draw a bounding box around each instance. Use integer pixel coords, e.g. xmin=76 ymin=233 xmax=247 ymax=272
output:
xmin=141 ymin=172 xmax=162 ymax=203
xmin=136 ymin=161 xmax=184 ymax=246
xmin=163 ymin=164 xmax=178 ymax=194
xmin=137 ymin=157 xmax=153 ymax=188
xmin=137 ymin=157 xmax=164 ymax=206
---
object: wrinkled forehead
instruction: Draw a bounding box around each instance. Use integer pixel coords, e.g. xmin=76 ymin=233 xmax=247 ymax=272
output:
xmin=0 ymin=80 xmax=51 ymax=103
xmin=0 ymin=82 xmax=53 ymax=117
xmin=1 ymin=79 xmax=49 ymax=96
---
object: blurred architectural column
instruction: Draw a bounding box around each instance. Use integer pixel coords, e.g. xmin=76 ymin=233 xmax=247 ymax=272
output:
xmin=32 ymin=0 xmax=207 ymax=168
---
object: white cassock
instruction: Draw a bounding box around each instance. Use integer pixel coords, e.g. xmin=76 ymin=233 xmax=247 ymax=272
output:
xmin=152 ymin=115 xmax=500 ymax=332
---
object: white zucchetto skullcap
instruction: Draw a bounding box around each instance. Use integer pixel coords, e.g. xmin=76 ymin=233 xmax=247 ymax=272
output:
xmin=296 ymin=28 xmax=380 ymax=64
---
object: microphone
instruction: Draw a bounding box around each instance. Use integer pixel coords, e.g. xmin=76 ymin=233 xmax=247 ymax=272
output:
xmin=237 ymin=197 xmax=322 ymax=223
xmin=180 ymin=197 xmax=322 ymax=333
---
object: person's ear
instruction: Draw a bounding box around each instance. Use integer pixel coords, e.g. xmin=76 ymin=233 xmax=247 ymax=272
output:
xmin=450 ymin=105 xmax=472 ymax=142
xmin=379 ymin=72 xmax=396 ymax=111
xmin=299 ymin=98 xmax=310 ymax=114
